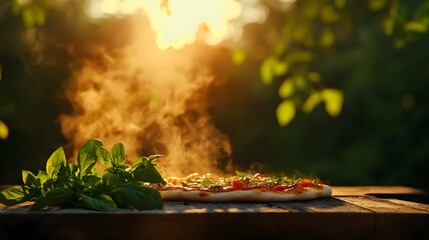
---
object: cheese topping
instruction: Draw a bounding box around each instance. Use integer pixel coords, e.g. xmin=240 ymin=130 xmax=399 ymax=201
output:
xmin=161 ymin=172 xmax=324 ymax=192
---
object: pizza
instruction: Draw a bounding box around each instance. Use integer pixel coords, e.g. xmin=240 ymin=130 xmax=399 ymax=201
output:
xmin=158 ymin=172 xmax=332 ymax=202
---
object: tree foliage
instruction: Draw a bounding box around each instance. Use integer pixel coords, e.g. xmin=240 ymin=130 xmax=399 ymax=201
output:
xmin=256 ymin=0 xmax=429 ymax=126
xmin=11 ymin=0 xmax=50 ymax=28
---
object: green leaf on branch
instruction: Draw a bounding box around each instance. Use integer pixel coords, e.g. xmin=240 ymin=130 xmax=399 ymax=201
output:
xmin=276 ymin=100 xmax=296 ymax=126
xmin=404 ymin=21 xmax=427 ymax=33
xmin=96 ymin=146 xmax=113 ymax=167
xmin=303 ymin=91 xmax=323 ymax=113
xmin=79 ymin=194 xmax=117 ymax=211
xmin=111 ymin=143 xmax=125 ymax=166
xmin=0 ymin=121 xmax=9 ymax=140
xmin=30 ymin=187 xmax=74 ymax=210
xmin=112 ymin=183 xmax=163 ymax=210
xmin=78 ymin=139 xmax=103 ymax=178
xmin=82 ymin=175 xmax=101 ymax=187
xmin=0 ymin=186 xmax=26 ymax=206
xmin=273 ymin=62 xmax=288 ymax=76
xmin=22 ymin=170 xmax=40 ymax=188
xmin=36 ymin=170 xmax=49 ymax=185
xmin=279 ymin=79 xmax=294 ymax=98
xmin=321 ymin=89 xmax=344 ymax=117
xmin=1 ymin=139 xmax=165 ymax=211
xmin=260 ymin=57 xmax=288 ymax=86
xmin=17 ymin=4 xmax=46 ymax=28
xmin=46 ymin=147 xmax=66 ymax=178
xmin=133 ymin=166 xmax=164 ymax=183
xmin=260 ymin=57 xmax=276 ymax=85
xmin=148 ymin=154 xmax=164 ymax=162
xmin=68 ymin=163 xmax=79 ymax=177
xmin=102 ymin=172 xmax=125 ymax=189
xmin=132 ymin=157 xmax=165 ymax=184
xmin=22 ymin=7 xmax=35 ymax=28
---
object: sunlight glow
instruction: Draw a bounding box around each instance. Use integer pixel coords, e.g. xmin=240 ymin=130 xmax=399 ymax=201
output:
xmin=144 ymin=0 xmax=241 ymax=50
xmin=88 ymin=0 xmax=244 ymax=50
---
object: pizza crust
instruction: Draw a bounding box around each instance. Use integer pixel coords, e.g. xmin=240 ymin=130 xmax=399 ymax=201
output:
xmin=160 ymin=185 xmax=332 ymax=202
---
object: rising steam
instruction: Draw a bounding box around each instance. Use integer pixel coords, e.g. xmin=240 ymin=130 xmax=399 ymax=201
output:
xmin=59 ymin=15 xmax=233 ymax=176
xmin=58 ymin=0 xmax=281 ymax=176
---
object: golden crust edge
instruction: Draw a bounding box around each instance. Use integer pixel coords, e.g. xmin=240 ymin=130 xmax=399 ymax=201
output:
xmin=160 ymin=185 xmax=332 ymax=202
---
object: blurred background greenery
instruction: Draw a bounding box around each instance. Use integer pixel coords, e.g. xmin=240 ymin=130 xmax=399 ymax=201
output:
xmin=1 ymin=0 xmax=428 ymax=191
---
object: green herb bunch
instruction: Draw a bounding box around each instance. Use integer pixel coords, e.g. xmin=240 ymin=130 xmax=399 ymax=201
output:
xmin=0 ymin=139 xmax=165 ymax=211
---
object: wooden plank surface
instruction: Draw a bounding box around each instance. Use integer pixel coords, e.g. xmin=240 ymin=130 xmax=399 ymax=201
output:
xmin=332 ymin=186 xmax=426 ymax=196
xmin=336 ymin=196 xmax=429 ymax=213
xmin=0 ymin=198 xmax=373 ymax=214
xmin=0 ymin=199 xmax=376 ymax=240
xmin=1 ymin=186 xmax=429 ymax=240
xmin=386 ymin=198 xmax=429 ymax=212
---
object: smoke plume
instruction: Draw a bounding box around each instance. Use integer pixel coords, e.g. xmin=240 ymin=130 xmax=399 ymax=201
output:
xmin=59 ymin=15 xmax=232 ymax=176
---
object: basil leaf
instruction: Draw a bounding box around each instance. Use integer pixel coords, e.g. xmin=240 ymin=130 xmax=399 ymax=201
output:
xmin=200 ymin=177 xmax=215 ymax=189
xmin=78 ymin=139 xmax=102 ymax=178
xmin=147 ymin=154 xmax=163 ymax=162
xmin=54 ymin=164 xmax=74 ymax=187
xmin=133 ymin=161 xmax=164 ymax=184
xmin=96 ymin=146 xmax=113 ymax=167
xmin=0 ymin=186 xmax=26 ymax=206
xmin=68 ymin=163 xmax=79 ymax=177
xmin=36 ymin=170 xmax=49 ymax=184
xmin=130 ymin=157 xmax=145 ymax=172
xmin=121 ymin=171 xmax=134 ymax=180
xmin=102 ymin=172 xmax=125 ymax=189
xmin=42 ymin=178 xmax=55 ymax=190
xmin=82 ymin=175 xmax=101 ymax=187
xmin=22 ymin=170 xmax=40 ymax=188
xmin=116 ymin=164 xmax=129 ymax=170
xmin=279 ymin=176 xmax=294 ymax=184
xmin=111 ymin=143 xmax=125 ymax=166
xmin=112 ymin=183 xmax=162 ymax=210
xmin=79 ymin=194 xmax=117 ymax=211
xmin=46 ymin=147 xmax=67 ymax=178
xmin=30 ymin=187 xmax=74 ymax=210
xmin=57 ymin=163 xmax=69 ymax=178
xmin=235 ymin=170 xmax=253 ymax=179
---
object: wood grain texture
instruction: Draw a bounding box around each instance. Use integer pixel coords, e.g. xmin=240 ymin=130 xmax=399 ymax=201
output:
xmin=332 ymin=186 xmax=426 ymax=196
xmin=386 ymin=198 xmax=429 ymax=212
xmin=1 ymin=186 xmax=429 ymax=240
xmin=336 ymin=196 xmax=429 ymax=213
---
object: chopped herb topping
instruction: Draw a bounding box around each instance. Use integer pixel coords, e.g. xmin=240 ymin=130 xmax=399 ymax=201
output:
xmin=163 ymin=171 xmax=313 ymax=190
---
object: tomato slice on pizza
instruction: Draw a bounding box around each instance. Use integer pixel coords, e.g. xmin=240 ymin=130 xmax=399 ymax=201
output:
xmin=158 ymin=172 xmax=332 ymax=202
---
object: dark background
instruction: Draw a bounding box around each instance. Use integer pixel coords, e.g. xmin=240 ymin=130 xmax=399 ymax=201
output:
xmin=1 ymin=0 xmax=428 ymax=191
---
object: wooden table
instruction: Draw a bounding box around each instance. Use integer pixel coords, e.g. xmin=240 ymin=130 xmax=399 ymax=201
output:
xmin=1 ymin=186 xmax=428 ymax=240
